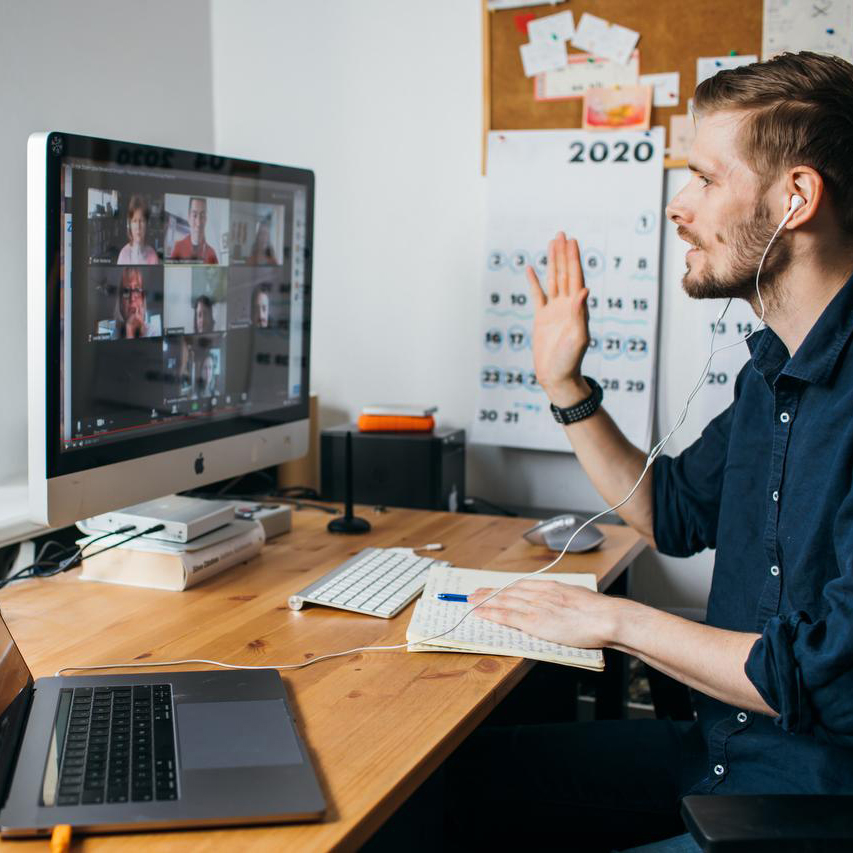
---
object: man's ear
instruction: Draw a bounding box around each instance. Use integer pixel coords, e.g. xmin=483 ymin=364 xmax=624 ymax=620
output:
xmin=784 ymin=166 xmax=823 ymax=228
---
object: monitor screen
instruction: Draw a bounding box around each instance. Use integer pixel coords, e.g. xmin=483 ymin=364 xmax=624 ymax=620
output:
xmin=40 ymin=133 xmax=312 ymax=481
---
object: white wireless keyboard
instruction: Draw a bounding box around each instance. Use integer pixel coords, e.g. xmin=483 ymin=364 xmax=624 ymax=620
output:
xmin=288 ymin=547 xmax=449 ymax=618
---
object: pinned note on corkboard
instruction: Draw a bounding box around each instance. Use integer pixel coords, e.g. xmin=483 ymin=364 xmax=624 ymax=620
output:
xmin=481 ymin=0 xmax=762 ymax=169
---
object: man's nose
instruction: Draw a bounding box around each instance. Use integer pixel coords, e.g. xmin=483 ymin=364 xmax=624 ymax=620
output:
xmin=665 ymin=188 xmax=694 ymax=225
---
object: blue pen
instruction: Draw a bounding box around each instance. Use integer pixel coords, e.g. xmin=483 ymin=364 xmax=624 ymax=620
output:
xmin=436 ymin=593 xmax=468 ymax=602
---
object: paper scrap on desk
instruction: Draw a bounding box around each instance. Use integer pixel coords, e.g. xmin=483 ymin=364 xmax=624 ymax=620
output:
xmin=520 ymin=38 xmax=568 ymax=77
xmin=406 ymin=565 xmax=604 ymax=670
xmin=762 ymin=0 xmax=853 ymax=62
xmin=669 ymin=114 xmax=695 ymax=160
xmin=536 ymin=50 xmax=639 ymax=101
xmin=572 ymin=13 xmax=640 ymax=66
xmin=639 ymin=71 xmax=680 ymax=107
xmin=696 ymin=55 xmax=757 ymax=86
xmin=527 ymin=10 xmax=575 ymax=44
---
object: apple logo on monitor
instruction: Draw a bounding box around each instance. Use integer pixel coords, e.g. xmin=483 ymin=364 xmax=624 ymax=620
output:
xmin=195 ymin=453 xmax=204 ymax=475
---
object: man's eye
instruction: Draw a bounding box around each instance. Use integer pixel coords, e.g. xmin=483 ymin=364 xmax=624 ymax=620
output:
xmin=698 ymin=175 xmax=712 ymax=187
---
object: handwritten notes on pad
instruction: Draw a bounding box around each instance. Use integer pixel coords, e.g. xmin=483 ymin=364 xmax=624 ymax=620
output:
xmin=406 ymin=566 xmax=604 ymax=671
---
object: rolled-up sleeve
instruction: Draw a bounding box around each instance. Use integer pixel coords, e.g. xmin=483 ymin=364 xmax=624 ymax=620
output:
xmin=652 ymin=399 xmax=736 ymax=557
xmin=745 ymin=490 xmax=853 ymax=743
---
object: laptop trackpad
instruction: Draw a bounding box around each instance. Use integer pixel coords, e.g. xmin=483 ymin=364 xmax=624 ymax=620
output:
xmin=177 ymin=700 xmax=303 ymax=770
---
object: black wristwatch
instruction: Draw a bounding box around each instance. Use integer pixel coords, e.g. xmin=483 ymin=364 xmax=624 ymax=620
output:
xmin=549 ymin=376 xmax=604 ymax=425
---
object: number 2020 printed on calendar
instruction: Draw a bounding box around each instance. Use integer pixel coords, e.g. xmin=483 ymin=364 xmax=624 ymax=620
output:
xmin=472 ymin=128 xmax=665 ymax=453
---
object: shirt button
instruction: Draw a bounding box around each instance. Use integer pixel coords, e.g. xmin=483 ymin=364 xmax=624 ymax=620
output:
xmin=780 ymin=412 xmax=791 ymax=424
xmin=772 ymin=490 xmax=779 ymax=502
xmin=714 ymin=764 xmax=725 ymax=776
xmin=737 ymin=712 xmax=748 ymax=723
xmin=770 ymin=565 xmax=780 ymax=577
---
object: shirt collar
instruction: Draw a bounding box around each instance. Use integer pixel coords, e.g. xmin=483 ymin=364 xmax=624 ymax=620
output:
xmin=747 ymin=270 xmax=853 ymax=387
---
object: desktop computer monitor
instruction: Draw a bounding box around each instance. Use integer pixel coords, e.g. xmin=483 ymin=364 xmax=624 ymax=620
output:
xmin=27 ymin=131 xmax=314 ymax=528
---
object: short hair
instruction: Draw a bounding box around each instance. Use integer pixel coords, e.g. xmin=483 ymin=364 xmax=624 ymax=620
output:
xmin=126 ymin=195 xmax=149 ymax=239
xmin=188 ymin=196 xmax=207 ymax=214
xmin=194 ymin=294 xmax=213 ymax=311
xmin=252 ymin=281 xmax=271 ymax=301
xmin=120 ymin=266 xmax=143 ymax=292
xmin=693 ymin=51 xmax=853 ymax=234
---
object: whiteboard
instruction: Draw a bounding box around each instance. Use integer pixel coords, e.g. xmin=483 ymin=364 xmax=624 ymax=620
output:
xmin=472 ymin=129 xmax=665 ymax=452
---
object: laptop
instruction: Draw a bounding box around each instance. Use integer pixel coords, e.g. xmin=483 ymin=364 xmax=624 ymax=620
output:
xmin=0 ymin=611 xmax=325 ymax=836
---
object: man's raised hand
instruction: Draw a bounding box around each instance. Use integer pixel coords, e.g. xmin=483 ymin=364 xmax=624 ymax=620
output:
xmin=526 ymin=231 xmax=592 ymax=407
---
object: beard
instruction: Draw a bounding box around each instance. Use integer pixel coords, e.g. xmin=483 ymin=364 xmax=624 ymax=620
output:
xmin=680 ymin=199 xmax=792 ymax=306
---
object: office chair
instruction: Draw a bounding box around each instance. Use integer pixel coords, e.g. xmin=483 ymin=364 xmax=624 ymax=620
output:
xmin=644 ymin=668 xmax=853 ymax=851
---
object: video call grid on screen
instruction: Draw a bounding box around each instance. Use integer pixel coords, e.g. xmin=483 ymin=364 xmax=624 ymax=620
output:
xmin=58 ymin=152 xmax=309 ymax=456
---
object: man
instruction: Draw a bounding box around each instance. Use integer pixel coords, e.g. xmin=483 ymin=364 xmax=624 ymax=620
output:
xmin=171 ymin=196 xmax=218 ymax=263
xmin=451 ymin=52 xmax=853 ymax=852
xmin=251 ymin=282 xmax=271 ymax=328
xmin=194 ymin=294 xmax=215 ymax=334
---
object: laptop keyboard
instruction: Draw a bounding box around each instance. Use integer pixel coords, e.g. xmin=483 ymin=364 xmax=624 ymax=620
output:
xmin=54 ymin=685 xmax=178 ymax=806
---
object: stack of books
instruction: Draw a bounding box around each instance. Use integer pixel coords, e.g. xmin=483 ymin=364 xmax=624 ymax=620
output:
xmin=75 ymin=518 xmax=266 ymax=591
xmin=357 ymin=404 xmax=437 ymax=433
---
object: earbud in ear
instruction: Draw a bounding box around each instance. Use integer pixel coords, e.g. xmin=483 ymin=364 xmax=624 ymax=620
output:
xmin=779 ymin=194 xmax=805 ymax=227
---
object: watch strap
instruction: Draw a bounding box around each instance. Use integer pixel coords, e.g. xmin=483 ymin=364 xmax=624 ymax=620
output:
xmin=549 ymin=376 xmax=603 ymax=425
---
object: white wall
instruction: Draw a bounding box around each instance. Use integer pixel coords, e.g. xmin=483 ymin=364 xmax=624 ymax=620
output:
xmin=0 ymin=0 xmax=216 ymax=542
xmin=210 ymin=0 xmax=720 ymax=610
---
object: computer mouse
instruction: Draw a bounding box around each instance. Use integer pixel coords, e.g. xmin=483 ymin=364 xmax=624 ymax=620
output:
xmin=523 ymin=514 xmax=605 ymax=553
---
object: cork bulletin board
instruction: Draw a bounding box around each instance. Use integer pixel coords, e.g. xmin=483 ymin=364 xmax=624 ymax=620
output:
xmin=482 ymin=0 xmax=763 ymax=167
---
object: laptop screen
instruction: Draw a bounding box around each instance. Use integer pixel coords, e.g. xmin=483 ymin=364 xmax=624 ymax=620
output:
xmin=0 ymin=613 xmax=34 ymax=805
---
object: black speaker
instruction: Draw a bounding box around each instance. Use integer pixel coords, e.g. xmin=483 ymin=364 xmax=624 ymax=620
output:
xmin=320 ymin=426 xmax=465 ymax=511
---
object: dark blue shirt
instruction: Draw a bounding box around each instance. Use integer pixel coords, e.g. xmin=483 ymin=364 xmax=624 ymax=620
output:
xmin=653 ymin=271 xmax=853 ymax=795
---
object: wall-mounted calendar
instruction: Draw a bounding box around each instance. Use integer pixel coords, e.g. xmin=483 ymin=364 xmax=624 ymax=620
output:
xmin=472 ymin=128 xmax=665 ymax=453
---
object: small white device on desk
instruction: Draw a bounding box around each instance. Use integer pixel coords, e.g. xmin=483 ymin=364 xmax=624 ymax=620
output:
xmin=85 ymin=495 xmax=234 ymax=543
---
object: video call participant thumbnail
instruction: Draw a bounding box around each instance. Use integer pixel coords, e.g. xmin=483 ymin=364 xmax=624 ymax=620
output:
xmin=92 ymin=267 xmax=163 ymax=340
xmin=227 ymin=268 xmax=289 ymax=329
xmin=117 ymin=194 xmax=160 ymax=265
xmin=166 ymin=195 xmax=228 ymax=264
xmin=163 ymin=267 xmax=228 ymax=334
xmin=163 ymin=335 xmax=196 ymax=401
xmin=191 ymin=336 xmax=225 ymax=399
xmin=230 ymin=201 xmax=285 ymax=266
xmin=91 ymin=337 xmax=170 ymax=417
xmin=197 ymin=348 xmax=221 ymax=398
xmin=225 ymin=324 xmax=290 ymax=405
xmin=88 ymin=188 xmax=164 ymax=265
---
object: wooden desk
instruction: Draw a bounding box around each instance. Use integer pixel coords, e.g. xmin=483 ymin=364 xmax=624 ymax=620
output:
xmin=0 ymin=507 xmax=644 ymax=851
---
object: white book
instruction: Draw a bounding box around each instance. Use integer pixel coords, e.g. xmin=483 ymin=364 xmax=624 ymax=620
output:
xmin=361 ymin=404 xmax=437 ymax=418
xmin=406 ymin=565 xmax=604 ymax=670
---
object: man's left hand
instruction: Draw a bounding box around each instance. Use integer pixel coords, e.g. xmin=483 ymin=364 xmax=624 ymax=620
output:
xmin=468 ymin=580 xmax=624 ymax=648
